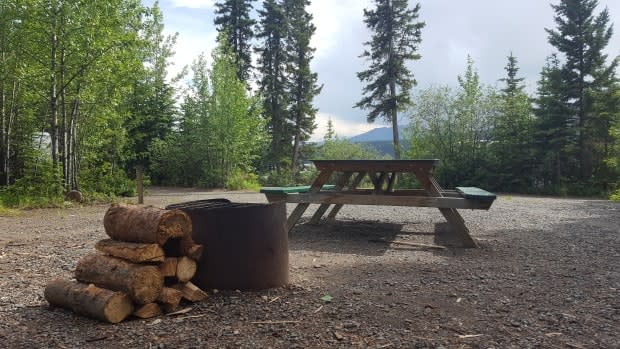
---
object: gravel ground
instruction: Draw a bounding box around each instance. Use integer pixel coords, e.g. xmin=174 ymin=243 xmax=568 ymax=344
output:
xmin=0 ymin=187 xmax=619 ymax=348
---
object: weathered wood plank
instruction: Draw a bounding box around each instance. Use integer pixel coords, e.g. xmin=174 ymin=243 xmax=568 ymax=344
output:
xmin=284 ymin=193 xmax=493 ymax=210
xmin=312 ymin=159 xmax=439 ymax=172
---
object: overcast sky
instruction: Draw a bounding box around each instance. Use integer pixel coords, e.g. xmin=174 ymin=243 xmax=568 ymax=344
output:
xmin=143 ymin=0 xmax=620 ymax=141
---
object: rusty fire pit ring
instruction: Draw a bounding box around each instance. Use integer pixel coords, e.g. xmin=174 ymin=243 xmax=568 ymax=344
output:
xmin=166 ymin=199 xmax=288 ymax=291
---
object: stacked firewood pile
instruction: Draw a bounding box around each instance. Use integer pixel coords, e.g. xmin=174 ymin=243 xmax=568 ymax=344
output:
xmin=44 ymin=203 xmax=208 ymax=323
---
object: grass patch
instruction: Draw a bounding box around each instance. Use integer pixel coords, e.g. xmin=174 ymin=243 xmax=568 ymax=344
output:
xmin=0 ymin=205 xmax=20 ymax=216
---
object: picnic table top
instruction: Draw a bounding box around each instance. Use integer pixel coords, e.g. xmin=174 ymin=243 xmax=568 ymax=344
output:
xmin=311 ymin=159 xmax=440 ymax=172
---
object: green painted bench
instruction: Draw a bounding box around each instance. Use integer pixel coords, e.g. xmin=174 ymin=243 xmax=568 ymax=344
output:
xmin=455 ymin=187 xmax=497 ymax=201
xmin=260 ymin=184 xmax=336 ymax=194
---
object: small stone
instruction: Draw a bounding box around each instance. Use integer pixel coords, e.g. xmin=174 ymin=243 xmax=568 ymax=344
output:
xmin=343 ymin=321 xmax=360 ymax=329
xmin=333 ymin=331 xmax=345 ymax=341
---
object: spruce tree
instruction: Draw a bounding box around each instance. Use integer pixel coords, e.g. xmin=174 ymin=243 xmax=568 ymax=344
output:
xmin=500 ymin=53 xmax=525 ymax=97
xmin=126 ymin=1 xmax=178 ymax=177
xmin=545 ymin=0 xmax=616 ymax=181
xmin=256 ymin=0 xmax=289 ymax=172
xmin=355 ymin=0 xmax=425 ymax=159
xmin=283 ymin=0 xmax=321 ymax=176
xmin=492 ymin=53 xmax=533 ymax=191
xmin=534 ymin=54 xmax=574 ymax=188
xmin=214 ymin=0 xmax=255 ymax=83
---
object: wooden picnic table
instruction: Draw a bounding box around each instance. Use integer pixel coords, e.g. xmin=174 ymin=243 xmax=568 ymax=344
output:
xmin=262 ymin=159 xmax=496 ymax=248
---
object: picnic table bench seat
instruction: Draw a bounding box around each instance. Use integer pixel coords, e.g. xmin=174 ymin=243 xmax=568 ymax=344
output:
xmin=455 ymin=187 xmax=497 ymax=202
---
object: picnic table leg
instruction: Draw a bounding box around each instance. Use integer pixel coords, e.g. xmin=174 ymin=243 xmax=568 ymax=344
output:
xmin=386 ymin=172 xmax=398 ymax=192
xmin=286 ymin=169 xmax=333 ymax=233
xmin=326 ymin=171 xmax=366 ymax=221
xmin=370 ymin=172 xmax=389 ymax=192
xmin=309 ymin=171 xmax=353 ymax=224
xmin=437 ymin=208 xmax=477 ymax=248
xmin=418 ymin=174 xmax=478 ymax=248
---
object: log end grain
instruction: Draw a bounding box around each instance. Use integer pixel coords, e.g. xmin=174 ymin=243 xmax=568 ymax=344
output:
xmin=157 ymin=287 xmax=183 ymax=313
xmin=132 ymin=303 xmax=162 ymax=319
xmin=180 ymin=236 xmax=203 ymax=261
xmin=176 ymin=257 xmax=197 ymax=283
xmin=103 ymin=291 xmax=135 ymax=323
xmin=159 ymin=210 xmax=192 ymax=243
xmin=131 ymin=265 xmax=164 ymax=304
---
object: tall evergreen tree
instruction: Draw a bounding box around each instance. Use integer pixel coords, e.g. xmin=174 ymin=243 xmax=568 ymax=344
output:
xmin=126 ymin=1 xmax=179 ymax=177
xmin=256 ymin=0 xmax=289 ymax=171
xmin=491 ymin=53 xmax=534 ymax=191
xmin=283 ymin=0 xmax=321 ymax=176
xmin=355 ymin=0 xmax=425 ymax=159
xmin=500 ymin=53 xmax=525 ymax=97
xmin=545 ymin=0 xmax=616 ymax=181
xmin=534 ymin=54 xmax=574 ymax=188
xmin=214 ymin=0 xmax=255 ymax=83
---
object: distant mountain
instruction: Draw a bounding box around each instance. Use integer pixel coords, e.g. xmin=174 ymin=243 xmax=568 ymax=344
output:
xmin=344 ymin=126 xmax=410 ymax=157
xmin=348 ymin=125 xmax=407 ymax=143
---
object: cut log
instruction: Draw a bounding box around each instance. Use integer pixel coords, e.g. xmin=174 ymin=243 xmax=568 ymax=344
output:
xmin=157 ymin=287 xmax=183 ymax=313
xmin=162 ymin=236 xmax=203 ymax=261
xmin=176 ymin=257 xmax=197 ymax=283
xmin=159 ymin=257 xmax=178 ymax=278
xmin=75 ymin=254 xmax=163 ymax=304
xmin=133 ymin=303 xmax=162 ymax=319
xmin=180 ymin=236 xmax=204 ymax=261
xmin=173 ymin=282 xmax=208 ymax=302
xmin=103 ymin=203 xmax=191 ymax=245
xmin=95 ymin=239 xmax=165 ymax=263
xmin=44 ymin=279 xmax=133 ymax=324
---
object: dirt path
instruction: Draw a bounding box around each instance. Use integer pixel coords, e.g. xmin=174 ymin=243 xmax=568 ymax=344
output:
xmin=1 ymin=188 xmax=619 ymax=348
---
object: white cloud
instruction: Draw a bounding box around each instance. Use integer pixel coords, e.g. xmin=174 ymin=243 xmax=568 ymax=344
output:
xmin=310 ymin=112 xmax=380 ymax=142
xmin=308 ymin=0 xmax=370 ymax=59
xmin=168 ymin=0 xmax=215 ymax=9
xmin=167 ymin=29 xmax=218 ymax=81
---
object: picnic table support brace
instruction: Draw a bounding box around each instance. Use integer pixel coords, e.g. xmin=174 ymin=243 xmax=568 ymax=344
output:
xmin=310 ymin=171 xmax=353 ymax=224
xmin=286 ymin=170 xmax=333 ymax=233
xmin=327 ymin=171 xmax=366 ymax=221
xmin=426 ymin=176 xmax=477 ymax=248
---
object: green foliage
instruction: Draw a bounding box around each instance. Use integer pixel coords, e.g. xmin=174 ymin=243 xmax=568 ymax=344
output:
xmin=545 ymin=0 xmax=617 ymax=185
xmin=225 ymin=169 xmax=261 ymax=191
xmin=256 ymin=0 xmax=291 ymax=172
xmin=260 ymin=168 xmax=296 ymax=186
xmin=125 ymin=1 xmax=180 ymax=173
xmin=356 ymin=0 xmax=425 ymax=158
xmin=0 ymin=159 xmax=64 ymax=208
xmin=488 ymin=53 xmax=535 ymax=192
xmin=406 ymin=57 xmax=500 ymax=188
xmin=610 ymin=189 xmax=620 ymax=201
xmin=316 ymin=138 xmax=387 ymax=161
xmin=80 ymin=162 xmax=136 ymax=198
xmin=151 ymin=38 xmax=267 ymax=188
xmin=533 ymin=54 xmax=575 ymax=190
xmin=284 ymin=0 xmax=322 ymax=176
xmin=214 ymin=0 xmax=256 ymax=82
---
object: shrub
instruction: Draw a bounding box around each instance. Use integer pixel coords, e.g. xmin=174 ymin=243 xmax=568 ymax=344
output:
xmin=225 ymin=169 xmax=261 ymax=191
xmin=0 ymin=161 xmax=64 ymax=208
